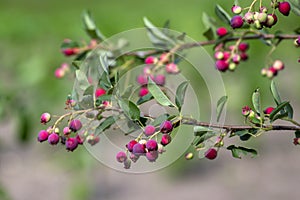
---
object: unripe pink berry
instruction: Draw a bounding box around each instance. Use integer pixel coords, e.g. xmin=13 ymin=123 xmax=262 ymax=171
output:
xmin=231 ymin=5 xmax=242 ymax=14
xmin=278 ymin=2 xmax=291 ymax=16
xmin=242 ymin=106 xmax=252 ymax=116
xmin=154 ymin=74 xmax=166 ymax=86
xmin=185 ymin=152 xmax=194 ymax=160
xmin=244 ymin=12 xmax=254 ymax=24
xmin=76 ymin=134 xmax=85 ymax=145
xmin=229 ymin=63 xmax=237 ymax=71
xmin=146 ymin=139 xmax=158 ymax=151
xmin=273 ymin=60 xmax=285 ymax=71
xmin=216 ymin=27 xmax=228 ymax=37
xmin=145 ymin=56 xmax=157 ymax=64
xmin=160 ymin=120 xmax=173 ymax=133
xmin=139 ymin=87 xmax=149 ymax=97
xmin=63 ymin=127 xmax=71 ymax=135
xmin=144 ymin=125 xmax=156 ymax=136
xmin=223 ymin=51 xmax=230 ymax=60
xmin=160 ymin=134 xmax=172 ymax=146
xmin=230 ymin=15 xmax=244 ymax=29
xmin=54 ymin=68 xmax=65 ymax=78
xmin=204 ymin=148 xmax=218 ymax=160
xmin=215 ymin=60 xmax=229 ymax=72
xmin=116 ymin=151 xmax=127 ymax=163
xmin=69 ymin=119 xmax=82 ymax=132
xmin=159 ymin=53 xmax=169 ymax=64
xmin=264 ymin=107 xmax=275 ymax=115
xmin=37 ymin=130 xmax=49 ymax=142
xmin=137 ymin=74 xmax=148 ymax=85
xmin=214 ymin=51 xmax=224 ymax=60
xmin=132 ymin=143 xmax=146 ymax=155
xmin=95 ymin=88 xmax=106 ymax=98
xmin=66 ymin=137 xmax=78 ymax=152
xmin=48 ymin=133 xmax=60 ymax=145
xmin=146 ymin=151 xmax=159 ymax=162
xmin=126 ymin=140 xmax=138 ymax=152
xmin=40 ymin=112 xmax=51 ymax=124
xmin=264 ymin=14 xmax=277 ymax=28
xmin=260 ymin=6 xmax=268 ymax=13
xmin=238 ymin=42 xmax=249 ymax=52
xmin=232 ymin=54 xmax=241 ymax=64
xmin=143 ymin=66 xmax=152 ymax=75
xmin=165 ymin=63 xmax=180 ymax=74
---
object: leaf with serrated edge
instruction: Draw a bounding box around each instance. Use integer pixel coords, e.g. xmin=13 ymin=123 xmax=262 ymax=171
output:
xmin=216 ymin=96 xmax=228 ymax=122
xmin=148 ymin=78 xmax=175 ymax=107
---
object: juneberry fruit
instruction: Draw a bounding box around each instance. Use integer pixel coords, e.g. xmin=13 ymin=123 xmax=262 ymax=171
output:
xmin=137 ymin=74 xmax=148 ymax=85
xmin=273 ymin=60 xmax=285 ymax=71
xmin=54 ymin=68 xmax=65 ymax=78
xmin=231 ymin=5 xmax=242 ymax=14
xmin=48 ymin=133 xmax=60 ymax=145
xmin=76 ymin=134 xmax=85 ymax=145
xmin=62 ymin=48 xmax=76 ymax=56
xmin=214 ymin=51 xmax=224 ymax=60
xmin=144 ymin=125 xmax=156 ymax=136
xmin=86 ymin=134 xmax=100 ymax=146
xmin=240 ymin=52 xmax=248 ymax=61
xmin=242 ymin=106 xmax=252 ymax=116
xmin=165 ymin=63 xmax=180 ymax=74
xmin=145 ymin=56 xmax=157 ymax=64
xmin=229 ymin=63 xmax=237 ymax=71
xmin=244 ymin=12 xmax=254 ymax=24
xmin=132 ymin=143 xmax=146 ymax=155
xmin=126 ymin=140 xmax=138 ymax=152
xmin=204 ymin=148 xmax=218 ymax=160
xmin=278 ymin=2 xmax=291 ymax=16
xmin=261 ymin=68 xmax=268 ymax=76
xmin=146 ymin=139 xmax=158 ymax=151
xmin=130 ymin=153 xmax=140 ymax=162
xmin=40 ymin=112 xmax=51 ymax=124
xmin=161 ymin=134 xmax=172 ymax=146
xmin=264 ymin=107 xmax=275 ymax=115
xmin=66 ymin=137 xmax=78 ymax=152
xmin=257 ymin=12 xmax=267 ymax=23
xmin=160 ymin=120 xmax=173 ymax=133
xmin=123 ymin=159 xmax=131 ymax=169
xmin=232 ymin=54 xmax=241 ymax=64
xmin=37 ymin=130 xmax=49 ymax=142
xmin=216 ymin=27 xmax=228 ymax=37
xmin=230 ymin=15 xmax=244 ymax=29
xmin=159 ymin=53 xmax=169 ymax=64
xmin=139 ymin=87 xmax=149 ymax=97
xmin=238 ymin=42 xmax=249 ymax=52
xmin=264 ymin=14 xmax=278 ymax=28
xmin=154 ymin=74 xmax=166 ymax=86
xmin=116 ymin=151 xmax=127 ymax=163
xmin=185 ymin=152 xmax=194 ymax=160
xmin=146 ymin=151 xmax=159 ymax=162
xmin=95 ymin=88 xmax=106 ymax=98
xmin=143 ymin=66 xmax=152 ymax=75
xmin=63 ymin=127 xmax=71 ymax=135
xmin=69 ymin=119 xmax=82 ymax=132
xmin=223 ymin=51 xmax=230 ymax=60
xmin=215 ymin=60 xmax=229 ymax=72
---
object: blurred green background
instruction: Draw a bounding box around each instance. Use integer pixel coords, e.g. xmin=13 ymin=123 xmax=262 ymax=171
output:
xmin=0 ymin=0 xmax=299 ymax=200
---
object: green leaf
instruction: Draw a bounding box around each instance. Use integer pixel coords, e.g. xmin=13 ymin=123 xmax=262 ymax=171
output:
xmin=148 ymin=78 xmax=175 ymax=107
xmin=136 ymin=93 xmax=153 ymax=105
xmin=202 ymin=12 xmax=217 ymax=40
xmin=95 ymin=94 xmax=112 ymax=107
xmin=216 ymin=95 xmax=228 ymax=122
xmin=82 ymin=10 xmax=106 ymax=40
xmin=270 ymin=80 xmax=282 ymax=105
xmin=193 ymin=126 xmax=214 ymax=136
xmin=285 ymin=103 xmax=294 ymax=119
xmin=78 ymin=95 xmax=94 ymax=109
xmin=118 ymin=99 xmax=141 ymax=120
xmin=252 ymin=88 xmax=261 ymax=114
xmin=287 ymin=0 xmax=300 ymax=16
xmin=75 ymin=70 xmax=90 ymax=91
xmin=233 ymin=130 xmax=251 ymax=137
xmin=95 ymin=116 xmax=116 ymax=135
xmin=175 ymin=81 xmax=189 ymax=111
xmin=203 ymin=28 xmax=215 ymax=41
xmin=295 ymin=130 xmax=300 ymax=138
xmin=151 ymin=114 xmax=170 ymax=126
xmin=99 ymin=71 xmax=112 ymax=90
xmin=83 ymin=85 xmax=94 ymax=96
xmin=269 ymin=101 xmax=290 ymax=121
xmin=294 ymin=27 xmax=300 ymax=34
xmin=227 ymin=145 xmax=258 ymax=159
xmin=197 ymin=132 xmax=217 ymax=144
xmin=215 ymin=4 xmax=232 ymax=25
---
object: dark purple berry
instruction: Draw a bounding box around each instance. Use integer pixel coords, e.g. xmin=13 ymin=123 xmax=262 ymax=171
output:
xmin=37 ymin=130 xmax=49 ymax=142
xmin=126 ymin=140 xmax=138 ymax=152
xmin=48 ymin=133 xmax=60 ymax=145
xmin=144 ymin=125 xmax=156 ymax=136
xmin=230 ymin=15 xmax=244 ymax=29
xmin=159 ymin=120 xmax=173 ymax=133
xmin=215 ymin=60 xmax=229 ymax=72
xmin=69 ymin=119 xmax=82 ymax=132
xmin=160 ymin=134 xmax=172 ymax=146
xmin=132 ymin=143 xmax=146 ymax=155
xmin=66 ymin=137 xmax=78 ymax=152
xmin=238 ymin=42 xmax=249 ymax=52
xmin=146 ymin=151 xmax=159 ymax=162
xmin=146 ymin=139 xmax=158 ymax=151
xmin=116 ymin=151 xmax=127 ymax=163
xmin=205 ymin=148 xmax=218 ymax=160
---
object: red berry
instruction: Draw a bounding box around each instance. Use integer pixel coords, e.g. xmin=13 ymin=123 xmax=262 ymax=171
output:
xmin=95 ymin=88 xmax=106 ymax=98
xmin=242 ymin=106 xmax=252 ymax=116
xmin=204 ymin=148 xmax=218 ymax=160
xmin=223 ymin=51 xmax=230 ymax=60
xmin=66 ymin=137 xmax=78 ymax=151
xmin=48 ymin=133 xmax=60 ymax=145
xmin=75 ymin=134 xmax=85 ymax=145
xmin=278 ymin=2 xmax=291 ymax=16
xmin=215 ymin=60 xmax=229 ymax=72
xmin=146 ymin=139 xmax=158 ymax=151
xmin=216 ymin=27 xmax=228 ymax=37
xmin=264 ymin=107 xmax=275 ymax=115
xmin=160 ymin=134 xmax=172 ymax=146
xmin=116 ymin=151 xmax=127 ymax=163
xmin=40 ymin=113 xmax=51 ymax=124
xmin=37 ymin=130 xmax=49 ymax=142
xmin=139 ymin=87 xmax=149 ymax=97
xmin=62 ymin=48 xmax=75 ymax=56
xmin=132 ymin=143 xmax=146 ymax=155
xmin=230 ymin=15 xmax=244 ymax=29
xmin=160 ymin=120 xmax=173 ymax=133
xmin=240 ymin=52 xmax=248 ymax=61
xmin=145 ymin=56 xmax=157 ymax=64
xmin=126 ymin=140 xmax=138 ymax=152
xmin=69 ymin=119 xmax=82 ymax=132
xmin=144 ymin=125 xmax=156 ymax=136
xmin=238 ymin=42 xmax=249 ymax=52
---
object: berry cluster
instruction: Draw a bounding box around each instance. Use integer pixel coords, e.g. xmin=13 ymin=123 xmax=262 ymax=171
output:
xmin=242 ymin=105 xmax=275 ymax=124
xmin=116 ymin=120 xmax=173 ymax=169
xmin=261 ymin=60 xmax=285 ymax=79
xmin=136 ymin=54 xmax=180 ymax=96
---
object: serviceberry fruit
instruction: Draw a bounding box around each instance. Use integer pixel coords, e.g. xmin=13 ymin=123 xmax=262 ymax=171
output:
xmin=137 ymin=74 xmax=148 ymax=85
xmin=215 ymin=60 xmax=229 ymax=72
xmin=160 ymin=120 xmax=173 ymax=133
xmin=216 ymin=27 xmax=228 ymax=37
xmin=230 ymin=15 xmax=244 ymax=29
xmin=95 ymin=88 xmax=106 ymax=98
xmin=144 ymin=125 xmax=156 ymax=136
xmin=126 ymin=140 xmax=138 ymax=152
xmin=146 ymin=139 xmax=158 ymax=151
xmin=139 ymin=87 xmax=149 ymax=97
xmin=165 ymin=63 xmax=180 ymax=74
xmin=66 ymin=137 xmax=78 ymax=151
xmin=48 ymin=133 xmax=60 ymax=145
xmin=146 ymin=151 xmax=159 ymax=162
xmin=116 ymin=151 xmax=127 ymax=163
xmin=132 ymin=143 xmax=146 ymax=155
xmin=69 ymin=119 xmax=82 ymax=132
xmin=154 ymin=74 xmax=166 ymax=86
xmin=278 ymin=1 xmax=291 ymax=16
xmin=40 ymin=113 xmax=51 ymax=124
xmin=37 ymin=130 xmax=49 ymax=142
xmin=231 ymin=5 xmax=242 ymax=14
xmin=204 ymin=148 xmax=218 ymax=160
xmin=161 ymin=134 xmax=172 ymax=146
xmin=145 ymin=56 xmax=157 ymax=64
xmin=264 ymin=107 xmax=275 ymax=115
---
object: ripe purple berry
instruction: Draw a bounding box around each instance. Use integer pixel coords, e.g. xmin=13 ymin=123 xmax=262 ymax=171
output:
xmin=144 ymin=125 xmax=156 ymax=136
xmin=40 ymin=113 xmax=51 ymax=124
xmin=66 ymin=137 xmax=78 ymax=152
xmin=37 ymin=130 xmax=49 ymax=142
xmin=116 ymin=151 xmax=127 ymax=163
xmin=48 ymin=133 xmax=60 ymax=145
xmin=69 ymin=119 xmax=82 ymax=132
xmin=160 ymin=120 xmax=173 ymax=133
xmin=215 ymin=60 xmax=229 ymax=72
xmin=146 ymin=151 xmax=159 ymax=162
xmin=204 ymin=148 xmax=218 ymax=160
xmin=146 ymin=139 xmax=158 ymax=151
xmin=126 ymin=140 xmax=138 ymax=152
xmin=161 ymin=134 xmax=172 ymax=146
xmin=230 ymin=15 xmax=244 ymax=29
xmin=154 ymin=74 xmax=166 ymax=86
xmin=278 ymin=2 xmax=291 ymax=16
xmin=132 ymin=143 xmax=146 ymax=155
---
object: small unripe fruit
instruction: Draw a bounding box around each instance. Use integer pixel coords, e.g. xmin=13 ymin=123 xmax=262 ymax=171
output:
xmin=264 ymin=107 xmax=275 ymax=115
xmin=69 ymin=119 xmax=82 ymax=132
xmin=232 ymin=54 xmax=241 ymax=64
xmin=143 ymin=66 xmax=152 ymax=75
xmin=145 ymin=56 xmax=157 ymax=64
xmin=95 ymin=88 xmax=106 ymax=98
xmin=238 ymin=42 xmax=249 ymax=52
xmin=159 ymin=53 xmax=169 ymax=64
xmin=264 ymin=14 xmax=277 ymax=28
xmin=261 ymin=68 xmax=268 ymax=76
xmin=86 ymin=134 xmax=100 ymax=146
xmin=185 ymin=152 xmax=194 ymax=160
xmin=268 ymin=67 xmax=278 ymax=78
xmin=154 ymin=74 xmax=166 ymax=86
xmin=130 ymin=153 xmax=139 ymax=162
xmin=160 ymin=120 xmax=173 ymax=133
xmin=216 ymin=27 xmax=228 ymax=37
xmin=204 ymin=148 xmax=218 ymax=160
xmin=244 ymin=12 xmax=254 ymax=24
xmin=165 ymin=63 xmax=180 ymax=74
xmin=146 ymin=151 xmax=159 ymax=162
xmin=137 ymin=74 xmax=148 ymax=85
xmin=139 ymin=87 xmax=149 ymax=97
xmin=257 ymin=12 xmax=267 ymax=23
xmin=37 ymin=130 xmax=49 ymax=142
xmin=293 ymin=138 xmax=300 ymax=145
xmin=215 ymin=60 xmax=229 ymax=72
xmin=254 ymin=20 xmax=262 ymax=29
xmin=144 ymin=125 xmax=156 ymax=136
xmin=48 ymin=133 xmax=60 ymax=145
xmin=278 ymin=2 xmax=291 ymax=16
xmin=260 ymin=6 xmax=268 ymax=13
xmin=75 ymin=134 xmax=85 ymax=145
xmin=146 ymin=139 xmax=158 ymax=151
xmin=63 ymin=127 xmax=71 ymax=135
xmin=40 ymin=113 xmax=51 ymax=124
xmin=229 ymin=63 xmax=237 ymax=71
xmin=66 ymin=137 xmax=78 ymax=151
xmin=157 ymin=143 xmax=165 ymax=153
xmin=126 ymin=140 xmax=138 ymax=152
xmin=123 ymin=159 xmax=131 ymax=169
xmin=54 ymin=68 xmax=65 ymax=78
xmin=132 ymin=143 xmax=146 ymax=155
xmin=214 ymin=51 xmax=224 ymax=60
xmin=242 ymin=106 xmax=252 ymax=116
xmin=116 ymin=151 xmax=127 ymax=163
xmin=273 ymin=60 xmax=285 ymax=71
xmin=161 ymin=134 xmax=172 ymax=146
xmin=231 ymin=5 xmax=242 ymax=14
xmin=230 ymin=15 xmax=244 ymax=29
